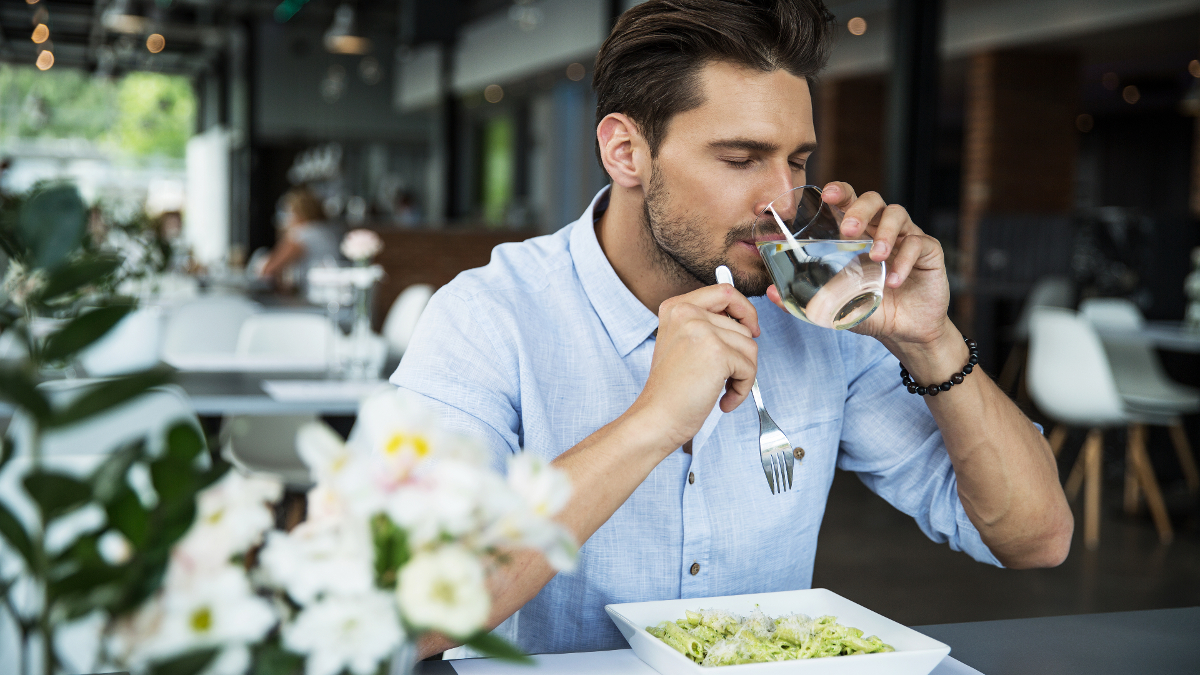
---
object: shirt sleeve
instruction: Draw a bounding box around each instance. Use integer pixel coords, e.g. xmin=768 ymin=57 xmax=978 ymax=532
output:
xmin=833 ymin=333 xmax=1003 ymax=567
xmin=389 ymin=286 xmax=521 ymax=474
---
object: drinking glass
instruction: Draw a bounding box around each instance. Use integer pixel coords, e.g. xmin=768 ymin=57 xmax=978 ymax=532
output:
xmin=752 ymin=185 xmax=885 ymax=330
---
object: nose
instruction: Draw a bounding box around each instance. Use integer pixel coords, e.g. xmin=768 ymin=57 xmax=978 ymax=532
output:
xmin=751 ymin=165 xmax=800 ymax=221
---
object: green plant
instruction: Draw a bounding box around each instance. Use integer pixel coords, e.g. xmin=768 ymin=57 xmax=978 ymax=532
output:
xmin=0 ymin=183 xmax=224 ymax=675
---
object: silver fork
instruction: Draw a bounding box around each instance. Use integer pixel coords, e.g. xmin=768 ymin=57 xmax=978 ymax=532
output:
xmin=715 ymin=266 xmax=796 ymax=494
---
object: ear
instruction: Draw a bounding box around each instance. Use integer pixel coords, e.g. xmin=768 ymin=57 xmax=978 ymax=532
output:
xmin=597 ymin=113 xmax=649 ymax=189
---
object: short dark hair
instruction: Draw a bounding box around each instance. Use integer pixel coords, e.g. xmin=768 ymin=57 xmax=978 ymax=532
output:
xmin=593 ymin=0 xmax=835 ymax=166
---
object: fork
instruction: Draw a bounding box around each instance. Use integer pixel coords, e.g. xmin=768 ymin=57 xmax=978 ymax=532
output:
xmin=715 ymin=266 xmax=796 ymax=494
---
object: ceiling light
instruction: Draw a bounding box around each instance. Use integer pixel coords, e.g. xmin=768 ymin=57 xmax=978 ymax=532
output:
xmin=31 ymin=23 xmax=49 ymax=44
xmin=35 ymin=50 xmax=54 ymax=70
xmin=484 ymin=84 xmax=504 ymax=103
xmin=847 ymin=17 xmax=867 ymax=36
xmin=146 ymin=33 xmax=165 ymax=53
xmin=324 ymin=4 xmax=372 ymax=55
xmin=566 ymin=63 xmax=585 ymax=81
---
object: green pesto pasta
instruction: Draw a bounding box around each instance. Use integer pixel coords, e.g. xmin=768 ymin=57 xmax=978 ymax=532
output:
xmin=646 ymin=607 xmax=894 ymax=667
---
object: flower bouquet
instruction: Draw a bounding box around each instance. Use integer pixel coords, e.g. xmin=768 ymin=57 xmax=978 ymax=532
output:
xmin=104 ymin=388 xmax=577 ymax=675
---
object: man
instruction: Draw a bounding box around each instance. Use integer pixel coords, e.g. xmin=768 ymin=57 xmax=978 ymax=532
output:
xmin=395 ymin=0 xmax=1072 ymax=657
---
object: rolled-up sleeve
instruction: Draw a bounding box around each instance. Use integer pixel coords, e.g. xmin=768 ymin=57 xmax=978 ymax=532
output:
xmin=833 ymin=334 xmax=1003 ymax=567
xmin=390 ymin=287 xmax=520 ymax=474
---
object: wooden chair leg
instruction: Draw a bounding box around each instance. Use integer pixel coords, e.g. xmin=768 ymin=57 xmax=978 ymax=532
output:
xmin=1048 ymin=425 xmax=1068 ymax=458
xmin=1083 ymin=429 xmax=1103 ymax=551
xmin=1168 ymin=420 xmax=1200 ymax=494
xmin=1124 ymin=440 xmax=1141 ymax=515
xmin=1064 ymin=430 xmax=1092 ymax=502
xmin=1128 ymin=424 xmax=1174 ymax=545
xmin=997 ymin=342 xmax=1026 ymax=395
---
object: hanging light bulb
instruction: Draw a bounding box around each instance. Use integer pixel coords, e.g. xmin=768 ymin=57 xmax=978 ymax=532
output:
xmin=324 ymin=4 xmax=371 ymax=55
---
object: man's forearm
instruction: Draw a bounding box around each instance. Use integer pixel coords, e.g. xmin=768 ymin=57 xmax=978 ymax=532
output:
xmin=886 ymin=324 xmax=1073 ymax=569
xmin=417 ymin=405 xmax=676 ymax=659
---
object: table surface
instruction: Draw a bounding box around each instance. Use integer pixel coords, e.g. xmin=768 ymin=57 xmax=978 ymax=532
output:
xmin=176 ymin=371 xmax=374 ymax=416
xmin=412 ymin=607 xmax=1200 ymax=675
xmin=1096 ymin=320 xmax=1200 ymax=352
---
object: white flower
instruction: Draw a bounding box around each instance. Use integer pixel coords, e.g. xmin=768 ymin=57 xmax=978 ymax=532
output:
xmin=340 ymin=229 xmax=383 ymax=262
xmin=396 ymin=544 xmax=490 ymax=639
xmin=1 ymin=261 xmax=47 ymax=308
xmin=258 ymin=516 xmax=374 ymax=606
xmin=283 ymin=591 xmax=404 ymax=675
xmin=174 ymin=470 xmax=282 ymax=569
xmin=506 ymin=453 xmax=572 ymax=518
xmin=384 ymin=460 xmax=501 ymax=548
xmin=111 ymin=565 xmax=276 ymax=672
xmin=296 ymin=423 xmax=379 ymax=517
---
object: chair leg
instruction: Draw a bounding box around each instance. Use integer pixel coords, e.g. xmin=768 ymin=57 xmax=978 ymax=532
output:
xmin=997 ymin=342 xmax=1026 ymax=395
xmin=1128 ymin=424 xmax=1174 ymax=545
xmin=1125 ymin=425 xmax=1141 ymax=515
xmin=1048 ymin=425 xmax=1068 ymax=458
xmin=1083 ymin=429 xmax=1103 ymax=551
xmin=1168 ymin=420 xmax=1200 ymax=494
xmin=1065 ymin=431 xmax=1092 ymax=502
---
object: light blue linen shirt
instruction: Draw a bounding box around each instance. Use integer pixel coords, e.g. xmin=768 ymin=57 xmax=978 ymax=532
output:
xmin=391 ymin=187 xmax=1001 ymax=655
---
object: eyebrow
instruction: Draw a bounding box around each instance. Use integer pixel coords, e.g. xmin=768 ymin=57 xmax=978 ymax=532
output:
xmin=706 ymin=138 xmax=818 ymax=155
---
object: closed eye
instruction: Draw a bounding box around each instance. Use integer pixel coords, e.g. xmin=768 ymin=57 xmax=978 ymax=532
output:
xmin=722 ymin=158 xmax=755 ymax=168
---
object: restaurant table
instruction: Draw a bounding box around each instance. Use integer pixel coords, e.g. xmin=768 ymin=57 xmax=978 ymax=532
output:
xmin=411 ymin=607 xmax=1200 ymax=675
xmin=177 ymin=371 xmax=389 ymax=416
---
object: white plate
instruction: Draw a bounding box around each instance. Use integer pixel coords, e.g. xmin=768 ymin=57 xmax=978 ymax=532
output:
xmin=605 ymin=589 xmax=950 ymax=675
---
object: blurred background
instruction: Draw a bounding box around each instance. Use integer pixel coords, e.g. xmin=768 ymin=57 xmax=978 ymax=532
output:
xmin=1 ymin=0 xmax=1199 ymax=627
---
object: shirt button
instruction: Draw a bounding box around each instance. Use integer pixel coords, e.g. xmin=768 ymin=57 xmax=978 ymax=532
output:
xmin=688 ymin=472 xmax=695 ymax=484
xmin=690 ymin=562 xmax=700 ymax=576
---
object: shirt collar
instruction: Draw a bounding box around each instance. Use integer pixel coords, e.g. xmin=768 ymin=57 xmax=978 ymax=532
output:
xmin=570 ymin=186 xmax=660 ymax=357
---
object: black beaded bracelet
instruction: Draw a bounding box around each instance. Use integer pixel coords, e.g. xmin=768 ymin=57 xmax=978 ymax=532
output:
xmin=899 ymin=337 xmax=979 ymax=397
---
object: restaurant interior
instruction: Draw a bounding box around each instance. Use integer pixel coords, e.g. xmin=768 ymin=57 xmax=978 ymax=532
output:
xmin=0 ymin=0 xmax=1198 ymax=674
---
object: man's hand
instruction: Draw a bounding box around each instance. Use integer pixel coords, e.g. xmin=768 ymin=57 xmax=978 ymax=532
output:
xmin=765 ymin=181 xmax=966 ymax=381
xmin=634 ymin=284 xmax=761 ymax=452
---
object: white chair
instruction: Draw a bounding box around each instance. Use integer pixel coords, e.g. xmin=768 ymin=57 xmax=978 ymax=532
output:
xmin=223 ymin=313 xmax=334 ymax=487
xmin=381 ymin=284 xmax=434 ymax=358
xmin=220 ymin=415 xmax=316 ymax=488
xmin=235 ymin=312 xmax=334 ymax=363
xmin=1027 ymin=307 xmax=1174 ymax=548
xmin=161 ymin=295 xmax=260 ymax=366
xmin=998 ymin=276 xmax=1074 ymax=396
xmin=78 ymin=306 xmax=164 ymax=376
xmin=1079 ymin=297 xmax=1200 ymax=501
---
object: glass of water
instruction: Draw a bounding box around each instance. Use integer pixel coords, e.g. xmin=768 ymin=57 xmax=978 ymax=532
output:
xmin=752 ymin=185 xmax=885 ymax=330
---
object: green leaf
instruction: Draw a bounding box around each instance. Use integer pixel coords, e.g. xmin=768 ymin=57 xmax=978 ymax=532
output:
xmin=105 ymin=487 xmax=150 ymax=547
xmin=18 ymin=184 xmax=87 ymax=271
xmin=39 ymin=255 xmax=123 ymax=302
xmin=248 ymin=639 xmax=305 ymax=675
xmin=463 ymin=632 xmax=533 ymax=664
xmin=89 ymin=440 xmax=144 ymax=504
xmin=0 ymin=366 xmax=52 ymax=421
xmin=46 ymin=368 xmax=173 ymax=428
xmin=165 ymin=423 xmax=206 ymax=465
xmin=147 ymin=648 xmax=220 ymax=675
xmin=22 ymin=471 xmax=92 ymax=522
xmin=41 ymin=304 xmax=134 ymax=362
xmin=0 ymin=501 xmax=35 ymax=570
xmin=0 ymin=437 xmax=12 ymax=472
xmin=371 ymin=513 xmax=410 ymax=589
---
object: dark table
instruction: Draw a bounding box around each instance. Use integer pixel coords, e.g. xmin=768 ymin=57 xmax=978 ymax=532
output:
xmin=411 ymin=607 xmax=1200 ymax=674
xmin=916 ymin=607 xmax=1200 ymax=675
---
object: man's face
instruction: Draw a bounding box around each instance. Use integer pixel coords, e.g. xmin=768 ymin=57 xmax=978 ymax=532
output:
xmin=642 ymin=61 xmax=816 ymax=295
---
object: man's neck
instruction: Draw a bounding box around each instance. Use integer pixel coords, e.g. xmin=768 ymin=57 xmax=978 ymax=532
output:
xmin=594 ymin=183 xmax=704 ymax=316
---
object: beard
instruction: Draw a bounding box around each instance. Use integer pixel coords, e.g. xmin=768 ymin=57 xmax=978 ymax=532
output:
xmin=641 ymin=167 xmax=773 ymax=296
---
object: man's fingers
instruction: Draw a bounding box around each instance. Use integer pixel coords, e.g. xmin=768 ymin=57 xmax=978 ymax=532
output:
xmin=821 ymin=182 xmax=858 ymax=210
xmin=680 ymin=283 xmax=760 ymax=337
xmin=838 ymin=191 xmax=886 ymax=240
xmin=717 ymin=342 xmax=757 ymax=412
xmin=708 ymin=312 xmax=755 ymax=340
xmin=865 ymin=203 xmax=912 ymax=262
xmin=885 ymin=234 xmax=928 ymax=287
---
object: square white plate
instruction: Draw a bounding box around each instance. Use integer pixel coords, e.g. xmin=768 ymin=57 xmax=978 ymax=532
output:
xmin=605 ymin=589 xmax=950 ymax=675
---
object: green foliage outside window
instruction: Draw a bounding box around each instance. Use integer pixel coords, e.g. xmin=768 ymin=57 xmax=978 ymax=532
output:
xmin=0 ymin=65 xmax=195 ymax=159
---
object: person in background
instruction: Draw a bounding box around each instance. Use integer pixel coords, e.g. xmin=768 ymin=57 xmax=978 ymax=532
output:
xmin=259 ymin=186 xmax=342 ymax=292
